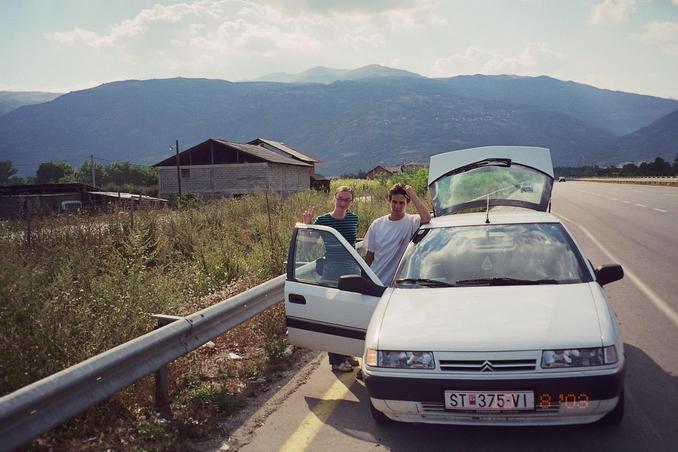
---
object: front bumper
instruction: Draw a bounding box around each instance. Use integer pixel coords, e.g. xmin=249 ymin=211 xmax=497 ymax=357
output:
xmin=364 ymin=365 xmax=625 ymax=425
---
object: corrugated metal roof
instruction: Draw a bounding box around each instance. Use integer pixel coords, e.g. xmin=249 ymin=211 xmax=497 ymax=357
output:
xmin=89 ymin=191 xmax=168 ymax=202
xmin=213 ymin=139 xmax=311 ymax=167
xmin=383 ymin=165 xmax=403 ymax=173
xmin=249 ymin=138 xmax=320 ymax=163
xmin=153 ymin=138 xmax=313 ymax=167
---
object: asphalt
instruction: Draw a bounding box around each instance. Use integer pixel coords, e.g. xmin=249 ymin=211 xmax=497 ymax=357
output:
xmin=222 ymin=181 xmax=678 ymax=452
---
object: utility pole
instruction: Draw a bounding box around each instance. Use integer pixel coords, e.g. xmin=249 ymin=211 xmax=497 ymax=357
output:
xmin=91 ymin=154 xmax=96 ymax=187
xmin=175 ymin=140 xmax=182 ymax=196
xmin=129 ymin=194 xmax=135 ymax=229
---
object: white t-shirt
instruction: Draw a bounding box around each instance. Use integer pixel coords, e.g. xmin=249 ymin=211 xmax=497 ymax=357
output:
xmin=365 ymin=214 xmax=421 ymax=285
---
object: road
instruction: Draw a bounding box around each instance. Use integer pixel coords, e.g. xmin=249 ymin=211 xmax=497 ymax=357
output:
xmin=225 ymin=181 xmax=678 ymax=452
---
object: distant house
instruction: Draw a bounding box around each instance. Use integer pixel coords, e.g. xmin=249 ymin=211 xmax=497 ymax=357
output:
xmin=365 ymin=162 xmax=426 ymax=180
xmin=0 ymin=183 xmax=165 ymax=218
xmin=153 ymin=138 xmax=327 ymax=200
xmin=366 ymin=165 xmax=400 ymax=179
xmin=248 ymin=138 xmax=330 ymax=192
xmin=401 ymin=161 xmax=426 ymax=173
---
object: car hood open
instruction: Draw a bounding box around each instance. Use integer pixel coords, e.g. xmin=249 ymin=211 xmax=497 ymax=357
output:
xmin=377 ymin=284 xmax=602 ymax=351
xmin=427 ymin=146 xmax=554 ymax=216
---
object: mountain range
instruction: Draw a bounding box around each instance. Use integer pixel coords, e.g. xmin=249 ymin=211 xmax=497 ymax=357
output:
xmin=0 ymin=91 xmax=62 ymax=116
xmin=1 ymin=65 xmax=677 ymax=176
xmin=599 ymin=109 xmax=678 ymax=164
xmin=249 ymin=64 xmax=423 ymax=84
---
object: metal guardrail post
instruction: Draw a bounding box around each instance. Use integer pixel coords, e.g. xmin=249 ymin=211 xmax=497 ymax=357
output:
xmin=151 ymin=314 xmax=182 ymax=419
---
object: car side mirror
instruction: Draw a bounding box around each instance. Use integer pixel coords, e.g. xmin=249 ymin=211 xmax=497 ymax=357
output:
xmin=338 ymin=274 xmax=385 ymax=297
xmin=595 ymin=264 xmax=623 ymax=286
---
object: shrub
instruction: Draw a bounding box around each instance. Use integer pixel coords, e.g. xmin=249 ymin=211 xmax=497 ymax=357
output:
xmin=188 ymin=384 xmax=248 ymax=414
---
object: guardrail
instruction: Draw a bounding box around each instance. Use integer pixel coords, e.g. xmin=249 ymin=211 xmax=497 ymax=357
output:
xmin=574 ymin=177 xmax=678 ymax=187
xmin=0 ymin=274 xmax=286 ymax=452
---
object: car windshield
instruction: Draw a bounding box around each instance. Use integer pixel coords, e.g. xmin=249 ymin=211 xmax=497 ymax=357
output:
xmin=394 ymin=223 xmax=592 ymax=287
xmin=429 ymin=163 xmax=553 ymax=215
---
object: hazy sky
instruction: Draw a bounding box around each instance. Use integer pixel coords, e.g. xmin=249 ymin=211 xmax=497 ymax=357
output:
xmin=2 ymin=0 xmax=678 ymax=98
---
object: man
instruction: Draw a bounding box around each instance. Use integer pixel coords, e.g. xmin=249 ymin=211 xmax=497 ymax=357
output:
xmin=302 ymin=186 xmax=360 ymax=373
xmin=365 ymin=183 xmax=432 ymax=285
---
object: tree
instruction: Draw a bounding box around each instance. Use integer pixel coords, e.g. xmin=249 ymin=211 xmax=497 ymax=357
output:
xmin=0 ymin=161 xmax=18 ymax=185
xmin=620 ymin=163 xmax=639 ymax=177
xmin=651 ymin=157 xmax=671 ymax=176
xmin=79 ymin=160 xmax=105 ymax=186
xmin=35 ymin=162 xmax=75 ymax=183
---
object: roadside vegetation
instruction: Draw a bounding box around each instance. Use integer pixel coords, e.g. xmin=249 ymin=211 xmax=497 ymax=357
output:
xmin=557 ymin=154 xmax=678 ymax=178
xmin=0 ymin=172 xmax=426 ymax=450
xmin=0 ymin=159 xmax=159 ymax=197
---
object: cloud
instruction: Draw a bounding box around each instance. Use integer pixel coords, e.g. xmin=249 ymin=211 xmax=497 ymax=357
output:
xmin=45 ymin=2 xmax=204 ymax=48
xmin=381 ymin=4 xmax=447 ymax=29
xmin=43 ymin=0 xmax=418 ymax=55
xmin=184 ymin=4 xmax=324 ymax=57
xmin=432 ymin=43 xmax=565 ymax=77
xmin=589 ymin=0 xmax=636 ymax=25
xmin=265 ymin=0 xmax=431 ymax=16
xmin=341 ymin=32 xmax=385 ymax=50
xmin=47 ymin=27 xmax=117 ymax=48
xmin=634 ymin=21 xmax=678 ymax=56
xmin=42 ymin=0 xmax=447 ymax=78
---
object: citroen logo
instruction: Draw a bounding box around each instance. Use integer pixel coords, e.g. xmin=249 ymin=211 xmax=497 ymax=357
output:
xmin=480 ymin=360 xmax=494 ymax=372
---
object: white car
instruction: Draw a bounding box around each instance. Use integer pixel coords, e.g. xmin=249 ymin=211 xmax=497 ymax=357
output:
xmin=285 ymin=146 xmax=625 ymax=426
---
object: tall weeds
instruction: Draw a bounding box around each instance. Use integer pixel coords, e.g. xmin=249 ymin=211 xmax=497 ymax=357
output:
xmin=0 ymin=186 xmax=405 ymax=396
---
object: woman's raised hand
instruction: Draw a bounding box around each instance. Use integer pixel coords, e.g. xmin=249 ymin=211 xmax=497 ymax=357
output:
xmin=302 ymin=206 xmax=315 ymax=224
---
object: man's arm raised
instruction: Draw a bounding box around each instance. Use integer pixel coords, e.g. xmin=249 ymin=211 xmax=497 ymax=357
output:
xmin=404 ymin=185 xmax=432 ymax=224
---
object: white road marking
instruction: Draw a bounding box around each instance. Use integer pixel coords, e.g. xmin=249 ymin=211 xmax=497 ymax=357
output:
xmin=635 ymin=203 xmax=647 ymax=207
xmin=557 ymin=213 xmax=678 ymax=330
xmin=622 ymin=201 xmax=631 ymax=204
xmin=611 ymin=197 xmax=618 ymax=201
xmin=653 ymin=208 xmax=668 ymax=213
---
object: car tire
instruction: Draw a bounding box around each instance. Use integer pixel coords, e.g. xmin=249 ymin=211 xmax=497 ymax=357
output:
xmin=598 ymin=390 xmax=624 ymax=426
xmin=370 ymin=400 xmax=392 ymax=424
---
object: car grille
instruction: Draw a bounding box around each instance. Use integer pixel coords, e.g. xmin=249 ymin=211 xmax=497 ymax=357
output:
xmin=438 ymin=358 xmax=537 ymax=372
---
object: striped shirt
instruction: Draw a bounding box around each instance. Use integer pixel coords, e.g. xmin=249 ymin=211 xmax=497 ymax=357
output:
xmin=314 ymin=212 xmax=359 ymax=247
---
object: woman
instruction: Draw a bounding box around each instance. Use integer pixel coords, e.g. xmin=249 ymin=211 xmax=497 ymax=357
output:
xmin=302 ymin=185 xmax=359 ymax=372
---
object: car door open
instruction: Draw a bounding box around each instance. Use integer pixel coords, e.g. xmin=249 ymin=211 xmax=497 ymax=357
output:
xmin=285 ymin=224 xmax=384 ymax=357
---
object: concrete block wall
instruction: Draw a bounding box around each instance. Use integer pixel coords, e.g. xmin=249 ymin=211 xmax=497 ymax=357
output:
xmin=267 ymin=164 xmax=310 ymax=192
xmin=157 ymin=162 xmax=309 ymax=199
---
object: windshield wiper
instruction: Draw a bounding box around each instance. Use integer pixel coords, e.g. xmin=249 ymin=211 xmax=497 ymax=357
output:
xmin=454 ymin=277 xmax=559 ymax=286
xmin=451 ymin=158 xmax=511 ymax=176
xmin=395 ymin=278 xmax=456 ymax=287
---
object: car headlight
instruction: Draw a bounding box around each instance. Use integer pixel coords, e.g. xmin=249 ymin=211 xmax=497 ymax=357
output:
xmin=366 ymin=349 xmax=435 ymax=369
xmin=541 ymin=346 xmax=618 ymax=368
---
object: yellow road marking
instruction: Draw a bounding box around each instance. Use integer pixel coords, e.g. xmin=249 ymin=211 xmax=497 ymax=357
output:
xmin=279 ymin=371 xmax=355 ymax=452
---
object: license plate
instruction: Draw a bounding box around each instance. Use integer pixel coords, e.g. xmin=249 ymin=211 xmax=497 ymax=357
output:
xmin=444 ymin=390 xmax=534 ymax=410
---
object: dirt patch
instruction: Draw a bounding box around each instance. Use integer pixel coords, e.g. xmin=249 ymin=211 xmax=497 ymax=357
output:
xmin=184 ymin=350 xmax=322 ymax=451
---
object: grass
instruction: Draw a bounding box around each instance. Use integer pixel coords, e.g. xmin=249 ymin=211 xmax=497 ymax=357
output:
xmin=0 ymin=179 xmax=429 ymax=449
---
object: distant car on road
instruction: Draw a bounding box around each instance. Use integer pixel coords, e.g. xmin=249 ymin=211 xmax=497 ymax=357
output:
xmin=558 ymin=176 xmax=566 ymax=182
xmin=520 ymin=181 xmax=534 ymax=192
xmin=285 ymin=146 xmax=625 ymax=426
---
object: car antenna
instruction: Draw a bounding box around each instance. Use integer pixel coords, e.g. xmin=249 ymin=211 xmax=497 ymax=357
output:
xmin=485 ymin=194 xmax=491 ymax=224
